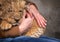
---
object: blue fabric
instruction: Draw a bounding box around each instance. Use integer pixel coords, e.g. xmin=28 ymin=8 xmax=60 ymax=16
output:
xmin=0 ymin=36 xmax=60 ymax=42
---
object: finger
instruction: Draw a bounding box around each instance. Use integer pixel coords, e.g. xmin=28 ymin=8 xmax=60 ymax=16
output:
xmin=26 ymin=13 xmax=31 ymax=18
xmin=39 ymin=15 xmax=47 ymax=22
xmin=35 ymin=18 xmax=42 ymax=27
xmin=41 ymin=20 xmax=47 ymax=26
xmin=26 ymin=8 xmax=33 ymax=18
xmin=29 ymin=4 xmax=47 ymax=22
xmin=42 ymin=21 xmax=47 ymax=28
xmin=29 ymin=5 xmax=39 ymax=17
xmin=35 ymin=14 xmax=47 ymax=28
xmin=34 ymin=15 xmax=43 ymax=27
xmin=26 ymin=12 xmax=34 ymax=20
xmin=38 ymin=17 xmax=46 ymax=28
xmin=34 ymin=14 xmax=46 ymax=28
xmin=40 ymin=21 xmax=46 ymax=28
xmin=29 ymin=5 xmax=47 ymax=28
xmin=38 ymin=15 xmax=47 ymax=27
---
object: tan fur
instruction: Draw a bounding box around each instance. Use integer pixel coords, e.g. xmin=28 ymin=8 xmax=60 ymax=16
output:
xmin=0 ymin=0 xmax=25 ymax=30
xmin=0 ymin=0 xmax=45 ymax=38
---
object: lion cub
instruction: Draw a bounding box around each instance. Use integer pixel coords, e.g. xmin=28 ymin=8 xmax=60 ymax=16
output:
xmin=0 ymin=0 xmax=45 ymax=38
xmin=0 ymin=0 xmax=26 ymax=30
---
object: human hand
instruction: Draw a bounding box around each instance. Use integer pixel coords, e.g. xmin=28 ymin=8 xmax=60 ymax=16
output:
xmin=19 ymin=10 xmax=33 ymax=33
xmin=27 ymin=4 xmax=47 ymax=28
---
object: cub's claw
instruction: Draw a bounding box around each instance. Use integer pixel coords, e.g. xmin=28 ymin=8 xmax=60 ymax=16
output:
xmin=0 ymin=21 xmax=12 ymax=30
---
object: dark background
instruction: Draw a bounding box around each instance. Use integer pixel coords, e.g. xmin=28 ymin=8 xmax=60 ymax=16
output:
xmin=29 ymin=0 xmax=60 ymax=39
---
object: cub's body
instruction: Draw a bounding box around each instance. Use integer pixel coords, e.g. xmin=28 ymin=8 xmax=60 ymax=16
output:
xmin=0 ymin=0 xmax=45 ymax=38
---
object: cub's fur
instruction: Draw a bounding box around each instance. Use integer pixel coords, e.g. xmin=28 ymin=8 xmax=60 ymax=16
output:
xmin=0 ymin=0 xmax=45 ymax=38
xmin=0 ymin=0 xmax=26 ymax=30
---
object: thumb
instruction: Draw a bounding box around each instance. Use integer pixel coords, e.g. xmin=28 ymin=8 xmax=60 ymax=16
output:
xmin=26 ymin=13 xmax=31 ymax=18
xmin=27 ymin=12 xmax=34 ymax=19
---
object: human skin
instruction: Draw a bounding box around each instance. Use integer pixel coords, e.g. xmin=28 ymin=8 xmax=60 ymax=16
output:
xmin=27 ymin=4 xmax=47 ymax=28
xmin=19 ymin=10 xmax=34 ymax=33
xmin=19 ymin=4 xmax=47 ymax=34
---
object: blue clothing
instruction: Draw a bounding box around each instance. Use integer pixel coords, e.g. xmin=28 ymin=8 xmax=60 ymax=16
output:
xmin=0 ymin=36 xmax=60 ymax=42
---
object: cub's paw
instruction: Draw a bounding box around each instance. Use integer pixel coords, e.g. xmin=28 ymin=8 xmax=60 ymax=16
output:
xmin=0 ymin=21 xmax=12 ymax=30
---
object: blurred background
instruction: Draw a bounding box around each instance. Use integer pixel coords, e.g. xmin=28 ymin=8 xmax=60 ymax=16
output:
xmin=29 ymin=0 xmax=60 ymax=39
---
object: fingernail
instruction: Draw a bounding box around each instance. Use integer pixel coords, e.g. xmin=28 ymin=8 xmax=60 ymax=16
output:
xmin=45 ymin=23 xmax=47 ymax=25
